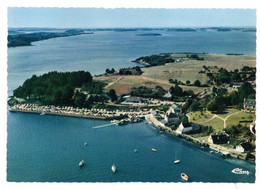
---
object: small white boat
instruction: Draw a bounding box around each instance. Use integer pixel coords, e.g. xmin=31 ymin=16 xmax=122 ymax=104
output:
xmin=111 ymin=164 xmax=116 ymax=173
xmin=84 ymin=142 xmax=88 ymax=146
xmin=209 ymin=150 xmax=214 ymax=154
xmin=40 ymin=112 xmax=45 ymax=115
xmin=181 ymin=173 xmax=189 ymax=181
xmin=174 ymin=160 xmax=180 ymax=164
xmin=134 ymin=149 xmax=138 ymax=153
xmin=79 ymin=160 xmax=84 ymax=167
xmin=152 ymin=148 xmax=157 ymax=152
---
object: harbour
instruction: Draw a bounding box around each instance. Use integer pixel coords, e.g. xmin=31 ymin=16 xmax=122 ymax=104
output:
xmin=7 ymin=111 xmax=255 ymax=182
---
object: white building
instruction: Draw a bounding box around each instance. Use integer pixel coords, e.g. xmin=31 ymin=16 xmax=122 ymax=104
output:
xmin=176 ymin=122 xmax=193 ymax=134
xmin=236 ymin=142 xmax=252 ymax=153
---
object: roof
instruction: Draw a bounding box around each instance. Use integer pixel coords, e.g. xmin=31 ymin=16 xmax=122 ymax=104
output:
xmin=239 ymin=142 xmax=252 ymax=151
xmin=168 ymin=112 xmax=178 ymax=118
xmin=182 ymin=122 xmax=192 ymax=128
xmin=210 ymin=134 xmax=228 ymax=144
xmin=171 ymin=104 xmax=180 ymax=110
xmin=125 ymin=96 xmax=143 ymax=102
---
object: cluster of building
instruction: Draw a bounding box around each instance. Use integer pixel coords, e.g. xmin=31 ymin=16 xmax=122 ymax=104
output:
xmin=148 ymin=103 xmax=200 ymax=134
xmin=10 ymin=104 xmax=150 ymax=120
xmin=147 ymin=103 xmax=256 ymax=155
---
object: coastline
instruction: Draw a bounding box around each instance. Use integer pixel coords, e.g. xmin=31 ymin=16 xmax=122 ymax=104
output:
xmin=9 ymin=104 xmax=253 ymax=162
xmin=9 ymin=104 xmax=149 ymax=121
xmin=145 ymin=114 xmax=250 ymax=161
xmin=9 ymin=108 xmax=127 ymax=120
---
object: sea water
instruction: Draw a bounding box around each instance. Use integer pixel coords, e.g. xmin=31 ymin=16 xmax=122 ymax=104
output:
xmin=7 ymin=29 xmax=256 ymax=182
xmin=7 ymin=112 xmax=255 ymax=182
xmin=7 ymin=30 xmax=256 ymax=94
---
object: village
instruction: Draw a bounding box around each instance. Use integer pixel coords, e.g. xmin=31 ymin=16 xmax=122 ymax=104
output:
xmin=9 ymin=89 xmax=256 ymax=161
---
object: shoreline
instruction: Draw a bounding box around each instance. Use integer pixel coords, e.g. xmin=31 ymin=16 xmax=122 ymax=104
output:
xmin=9 ymin=105 xmax=253 ymax=162
xmin=145 ymin=114 xmax=251 ymax=161
xmin=9 ymin=108 xmax=127 ymax=120
xmin=9 ymin=104 xmax=149 ymax=121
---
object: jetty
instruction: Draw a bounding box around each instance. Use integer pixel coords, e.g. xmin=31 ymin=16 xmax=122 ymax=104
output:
xmin=92 ymin=122 xmax=118 ymax=129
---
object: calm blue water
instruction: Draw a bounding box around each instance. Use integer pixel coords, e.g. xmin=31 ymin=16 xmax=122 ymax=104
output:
xmin=7 ymin=112 xmax=255 ymax=182
xmin=8 ymin=30 xmax=256 ymax=94
xmin=7 ymin=29 xmax=256 ymax=182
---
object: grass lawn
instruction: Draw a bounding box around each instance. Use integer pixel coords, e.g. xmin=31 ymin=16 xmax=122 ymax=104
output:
xmin=188 ymin=111 xmax=214 ymax=123
xmin=188 ymin=108 xmax=253 ymax=131
xmin=225 ymin=111 xmax=255 ymax=128
xmin=213 ymin=108 xmax=240 ymax=119
xmin=200 ymin=117 xmax=224 ymax=131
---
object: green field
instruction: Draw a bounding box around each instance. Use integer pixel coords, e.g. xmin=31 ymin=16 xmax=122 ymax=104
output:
xmin=225 ymin=111 xmax=255 ymax=128
xmin=188 ymin=108 xmax=255 ymax=131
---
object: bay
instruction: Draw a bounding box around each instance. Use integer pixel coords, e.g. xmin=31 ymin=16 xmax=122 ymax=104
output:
xmin=7 ymin=112 xmax=255 ymax=182
xmin=7 ymin=30 xmax=256 ymax=94
xmin=7 ymin=29 xmax=256 ymax=182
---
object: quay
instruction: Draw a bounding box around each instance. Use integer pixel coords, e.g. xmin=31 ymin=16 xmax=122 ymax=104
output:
xmin=9 ymin=104 xmax=149 ymax=121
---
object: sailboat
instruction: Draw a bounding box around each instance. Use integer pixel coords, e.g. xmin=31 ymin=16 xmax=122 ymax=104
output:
xmin=111 ymin=164 xmax=116 ymax=173
xmin=174 ymin=151 xmax=180 ymax=164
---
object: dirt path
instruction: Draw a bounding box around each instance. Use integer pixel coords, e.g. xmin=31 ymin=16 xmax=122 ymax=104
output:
xmin=198 ymin=110 xmax=242 ymax=130
xmin=105 ymin=76 xmax=123 ymax=89
xmin=222 ymin=111 xmax=242 ymax=128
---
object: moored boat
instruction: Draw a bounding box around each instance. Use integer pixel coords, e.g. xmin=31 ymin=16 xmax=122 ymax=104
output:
xmin=181 ymin=173 xmax=188 ymax=181
xmin=174 ymin=160 xmax=180 ymax=164
xmin=79 ymin=160 xmax=84 ymax=167
xmin=152 ymin=148 xmax=157 ymax=152
xmin=84 ymin=142 xmax=88 ymax=146
xmin=134 ymin=149 xmax=138 ymax=153
xmin=111 ymin=164 xmax=116 ymax=173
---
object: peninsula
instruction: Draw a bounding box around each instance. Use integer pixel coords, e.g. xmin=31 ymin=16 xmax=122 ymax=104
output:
xmin=8 ymin=29 xmax=93 ymax=47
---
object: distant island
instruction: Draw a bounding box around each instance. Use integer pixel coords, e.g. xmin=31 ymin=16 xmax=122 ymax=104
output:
xmin=167 ymin=28 xmax=197 ymax=32
xmin=8 ymin=29 xmax=93 ymax=47
xmin=136 ymin=33 xmax=162 ymax=36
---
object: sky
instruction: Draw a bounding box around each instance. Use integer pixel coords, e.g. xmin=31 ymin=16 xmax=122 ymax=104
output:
xmin=8 ymin=8 xmax=256 ymax=28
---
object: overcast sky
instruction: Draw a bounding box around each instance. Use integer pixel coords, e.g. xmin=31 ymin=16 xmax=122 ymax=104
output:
xmin=8 ymin=8 xmax=256 ymax=28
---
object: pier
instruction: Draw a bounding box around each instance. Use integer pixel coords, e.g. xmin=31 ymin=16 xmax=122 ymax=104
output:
xmin=92 ymin=122 xmax=118 ymax=129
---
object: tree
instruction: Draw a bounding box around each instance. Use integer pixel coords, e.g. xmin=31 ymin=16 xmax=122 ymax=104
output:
xmin=186 ymin=80 xmax=191 ymax=86
xmin=194 ymin=80 xmax=201 ymax=87
xmin=217 ymin=68 xmax=230 ymax=83
xmin=229 ymin=91 xmax=240 ymax=106
xmin=207 ymin=96 xmax=226 ymax=113
xmin=180 ymin=115 xmax=189 ymax=124
xmin=190 ymin=101 xmax=201 ymax=111
xmin=231 ymin=72 xmax=241 ymax=82
xmin=169 ymin=79 xmax=174 ymax=83
xmin=108 ymin=89 xmax=117 ymax=102
xmin=174 ymin=84 xmax=183 ymax=96
xmin=238 ymin=82 xmax=255 ymax=101
xmin=74 ymin=92 xmax=86 ymax=108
